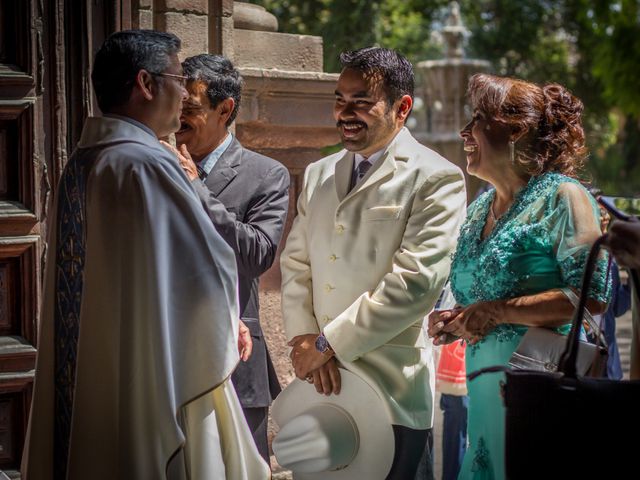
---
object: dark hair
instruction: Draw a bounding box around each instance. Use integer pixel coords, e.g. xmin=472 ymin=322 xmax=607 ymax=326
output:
xmin=91 ymin=30 xmax=181 ymax=113
xmin=468 ymin=73 xmax=587 ymax=177
xmin=182 ymin=54 xmax=242 ymax=127
xmin=339 ymin=47 xmax=414 ymax=108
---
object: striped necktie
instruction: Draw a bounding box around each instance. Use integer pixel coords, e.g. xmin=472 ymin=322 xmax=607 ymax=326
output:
xmin=350 ymin=159 xmax=372 ymax=191
xmin=196 ymin=164 xmax=207 ymax=181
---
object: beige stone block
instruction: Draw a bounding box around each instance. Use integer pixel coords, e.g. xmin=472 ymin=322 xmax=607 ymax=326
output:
xmin=155 ymin=12 xmax=208 ymax=59
xmin=222 ymin=0 xmax=234 ymax=16
xmin=239 ymin=69 xmax=339 ymax=130
xmin=138 ymin=9 xmax=153 ymax=29
xmin=234 ymin=2 xmax=277 ymax=32
xmin=157 ymin=0 xmax=208 ymax=13
xmin=233 ymin=30 xmax=323 ymax=72
xmin=221 ymin=16 xmax=234 ymax=59
xmin=137 ymin=0 xmax=153 ymax=8
xmin=236 ymin=123 xmax=339 ymax=153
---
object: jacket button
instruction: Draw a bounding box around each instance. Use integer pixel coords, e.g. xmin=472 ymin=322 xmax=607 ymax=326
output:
xmin=329 ymin=254 xmax=337 ymax=262
xmin=324 ymin=284 xmax=333 ymax=292
xmin=335 ymin=224 xmax=344 ymax=233
xmin=323 ymin=315 xmax=330 ymax=322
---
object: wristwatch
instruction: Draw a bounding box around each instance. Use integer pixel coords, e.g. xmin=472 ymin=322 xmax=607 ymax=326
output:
xmin=315 ymin=333 xmax=334 ymax=356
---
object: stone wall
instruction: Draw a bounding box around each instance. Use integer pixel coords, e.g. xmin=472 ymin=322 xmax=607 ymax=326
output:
xmin=133 ymin=0 xmax=232 ymax=59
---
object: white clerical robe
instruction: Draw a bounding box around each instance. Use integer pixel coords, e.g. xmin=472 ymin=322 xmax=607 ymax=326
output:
xmin=22 ymin=116 xmax=269 ymax=479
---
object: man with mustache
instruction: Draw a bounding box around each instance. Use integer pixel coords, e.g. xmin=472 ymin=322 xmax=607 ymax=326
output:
xmin=281 ymin=47 xmax=467 ymax=479
xmin=167 ymin=54 xmax=289 ymax=466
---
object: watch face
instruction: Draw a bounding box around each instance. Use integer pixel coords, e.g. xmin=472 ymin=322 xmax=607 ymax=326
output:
xmin=315 ymin=335 xmax=329 ymax=353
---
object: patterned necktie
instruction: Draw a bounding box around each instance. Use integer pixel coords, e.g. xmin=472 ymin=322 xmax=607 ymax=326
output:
xmin=350 ymin=159 xmax=372 ymax=191
xmin=196 ymin=164 xmax=207 ymax=180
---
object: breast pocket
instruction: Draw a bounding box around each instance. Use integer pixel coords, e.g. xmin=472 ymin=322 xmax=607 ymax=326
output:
xmin=363 ymin=206 xmax=403 ymax=222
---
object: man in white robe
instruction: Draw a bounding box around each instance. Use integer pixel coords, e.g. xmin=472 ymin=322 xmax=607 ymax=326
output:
xmin=22 ymin=30 xmax=268 ymax=479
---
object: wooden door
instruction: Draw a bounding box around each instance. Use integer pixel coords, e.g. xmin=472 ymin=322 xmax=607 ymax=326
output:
xmin=0 ymin=0 xmax=46 ymax=475
xmin=0 ymin=1 xmax=131 ymax=476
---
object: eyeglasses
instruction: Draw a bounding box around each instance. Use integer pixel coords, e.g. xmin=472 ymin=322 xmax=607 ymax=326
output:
xmin=152 ymin=72 xmax=188 ymax=87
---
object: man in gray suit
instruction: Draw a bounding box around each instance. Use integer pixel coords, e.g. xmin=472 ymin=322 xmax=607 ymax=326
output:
xmin=171 ymin=54 xmax=289 ymax=465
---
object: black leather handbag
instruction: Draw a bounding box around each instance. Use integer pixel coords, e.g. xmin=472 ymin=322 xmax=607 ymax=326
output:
xmin=470 ymin=236 xmax=640 ymax=479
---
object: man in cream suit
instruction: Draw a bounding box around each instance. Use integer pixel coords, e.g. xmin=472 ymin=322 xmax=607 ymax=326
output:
xmin=281 ymin=47 xmax=466 ymax=479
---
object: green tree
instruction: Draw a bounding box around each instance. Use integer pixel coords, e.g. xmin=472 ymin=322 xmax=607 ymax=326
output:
xmin=563 ymin=0 xmax=640 ymax=194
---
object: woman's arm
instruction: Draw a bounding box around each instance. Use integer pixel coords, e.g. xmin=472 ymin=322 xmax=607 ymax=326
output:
xmin=432 ymin=289 xmax=606 ymax=343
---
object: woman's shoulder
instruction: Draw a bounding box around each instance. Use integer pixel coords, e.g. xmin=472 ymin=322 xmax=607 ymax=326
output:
xmin=527 ymin=172 xmax=590 ymax=209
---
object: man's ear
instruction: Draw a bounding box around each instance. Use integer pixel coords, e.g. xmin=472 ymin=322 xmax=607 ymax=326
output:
xmin=396 ymin=95 xmax=413 ymax=123
xmin=218 ymin=98 xmax=236 ymax=125
xmin=135 ymin=70 xmax=156 ymax=101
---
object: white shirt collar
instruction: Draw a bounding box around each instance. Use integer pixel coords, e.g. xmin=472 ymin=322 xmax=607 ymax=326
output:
xmin=198 ymin=132 xmax=233 ymax=175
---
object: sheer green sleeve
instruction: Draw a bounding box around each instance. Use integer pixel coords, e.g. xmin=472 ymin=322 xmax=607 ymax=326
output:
xmin=547 ymin=181 xmax=611 ymax=304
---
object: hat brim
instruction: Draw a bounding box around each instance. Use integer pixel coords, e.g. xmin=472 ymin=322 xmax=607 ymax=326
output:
xmin=272 ymin=368 xmax=395 ymax=479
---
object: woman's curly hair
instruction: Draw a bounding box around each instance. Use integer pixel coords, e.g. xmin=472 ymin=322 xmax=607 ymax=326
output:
xmin=467 ymin=73 xmax=587 ymax=178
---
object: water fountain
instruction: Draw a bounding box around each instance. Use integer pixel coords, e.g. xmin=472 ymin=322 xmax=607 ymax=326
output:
xmin=412 ymin=2 xmax=491 ymax=199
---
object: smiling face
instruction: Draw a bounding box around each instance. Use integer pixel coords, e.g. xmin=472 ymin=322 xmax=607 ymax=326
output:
xmin=333 ymin=68 xmax=411 ymax=158
xmin=460 ymin=110 xmax=512 ymax=181
xmin=175 ymin=79 xmax=229 ymax=161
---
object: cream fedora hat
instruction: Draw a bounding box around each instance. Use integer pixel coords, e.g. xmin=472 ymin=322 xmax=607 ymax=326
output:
xmin=272 ymin=368 xmax=395 ymax=479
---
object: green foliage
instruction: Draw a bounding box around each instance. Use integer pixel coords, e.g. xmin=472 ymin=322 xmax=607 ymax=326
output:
xmin=462 ymin=0 xmax=568 ymax=81
xmin=248 ymin=0 xmax=640 ymax=194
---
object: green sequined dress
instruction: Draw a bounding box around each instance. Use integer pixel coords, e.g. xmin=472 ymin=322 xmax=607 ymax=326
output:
xmin=450 ymin=173 xmax=611 ymax=480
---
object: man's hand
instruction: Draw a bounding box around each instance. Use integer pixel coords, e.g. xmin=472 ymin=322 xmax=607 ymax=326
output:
xmin=238 ymin=320 xmax=253 ymax=362
xmin=308 ymin=358 xmax=341 ymax=396
xmin=288 ymin=333 xmax=332 ymax=379
xmin=160 ymin=140 xmax=198 ymax=181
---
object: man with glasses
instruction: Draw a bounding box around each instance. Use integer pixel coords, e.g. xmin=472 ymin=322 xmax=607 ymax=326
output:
xmin=165 ymin=54 xmax=290 ymax=467
xmin=23 ymin=30 xmax=268 ymax=479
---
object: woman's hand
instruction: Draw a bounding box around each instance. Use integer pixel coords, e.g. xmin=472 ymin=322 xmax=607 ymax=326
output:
xmin=437 ymin=301 xmax=504 ymax=344
xmin=428 ymin=308 xmax=463 ymax=345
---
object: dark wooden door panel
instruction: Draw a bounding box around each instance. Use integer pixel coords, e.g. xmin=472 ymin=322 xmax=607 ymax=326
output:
xmin=0 ymin=1 xmax=42 ymax=476
xmin=0 ymin=375 xmax=32 ymax=473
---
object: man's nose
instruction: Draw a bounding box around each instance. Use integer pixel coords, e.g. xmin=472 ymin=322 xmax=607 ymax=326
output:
xmin=336 ymin=103 xmax=356 ymax=119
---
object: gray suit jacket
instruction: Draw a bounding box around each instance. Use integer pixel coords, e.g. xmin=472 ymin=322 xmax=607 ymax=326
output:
xmin=192 ymin=137 xmax=289 ymax=408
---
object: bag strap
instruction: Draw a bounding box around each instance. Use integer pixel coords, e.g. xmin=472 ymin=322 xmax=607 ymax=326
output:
xmin=559 ymin=235 xmax=608 ymax=378
xmin=560 ymin=287 xmax=608 ymax=350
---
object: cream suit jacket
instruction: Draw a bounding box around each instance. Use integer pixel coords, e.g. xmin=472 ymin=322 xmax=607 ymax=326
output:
xmin=281 ymin=127 xmax=467 ymax=429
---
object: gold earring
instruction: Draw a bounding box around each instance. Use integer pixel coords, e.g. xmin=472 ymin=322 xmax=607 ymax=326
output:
xmin=509 ymin=140 xmax=515 ymax=165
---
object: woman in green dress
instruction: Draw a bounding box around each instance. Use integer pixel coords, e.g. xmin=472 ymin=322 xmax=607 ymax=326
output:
xmin=428 ymin=74 xmax=611 ymax=479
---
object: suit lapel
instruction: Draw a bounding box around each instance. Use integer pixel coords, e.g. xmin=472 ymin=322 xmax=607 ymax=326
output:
xmin=204 ymin=137 xmax=241 ymax=196
xmin=334 ymin=128 xmax=415 ymax=202
xmin=334 ymin=150 xmax=354 ymax=202
xmin=354 ymin=148 xmax=396 ymax=193
xmin=341 ymin=143 xmax=399 ymax=200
